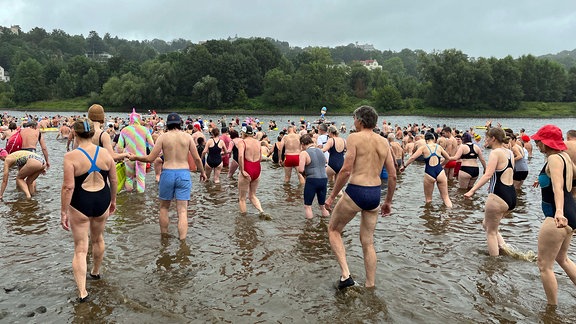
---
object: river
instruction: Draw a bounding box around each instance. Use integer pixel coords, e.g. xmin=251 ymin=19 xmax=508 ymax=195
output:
xmin=1 ymin=112 xmax=575 ymax=323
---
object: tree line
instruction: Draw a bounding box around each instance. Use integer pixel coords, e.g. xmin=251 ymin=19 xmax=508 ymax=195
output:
xmin=1 ymin=26 xmax=575 ymax=112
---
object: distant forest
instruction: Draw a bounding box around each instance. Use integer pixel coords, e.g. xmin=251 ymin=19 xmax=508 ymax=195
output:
xmin=1 ymin=26 xmax=576 ymax=113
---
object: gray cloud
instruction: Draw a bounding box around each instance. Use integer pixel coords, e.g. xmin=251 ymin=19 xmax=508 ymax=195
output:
xmin=1 ymin=0 xmax=575 ymax=58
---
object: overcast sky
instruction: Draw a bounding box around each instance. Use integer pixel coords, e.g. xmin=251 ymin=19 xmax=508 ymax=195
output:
xmin=2 ymin=0 xmax=575 ymax=58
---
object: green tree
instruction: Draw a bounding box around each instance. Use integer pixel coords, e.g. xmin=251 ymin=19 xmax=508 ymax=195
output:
xmin=56 ymin=70 xmax=76 ymax=99
xmin=140 ymin=60 xmax=176 ymax=107
xmin=82 ymin=67 xmax=100 ymax=94
xmin=13 ymin=58 xmax=47 ymax=103
xmin=192 ymin=75 xmax=221 ymax=109
xmin=100 ymin=72 xmax=144 ymax=107
xmin=565 ymin=67 xmax=576 ymax=101
xmin=262 ymin=68 xmax=293 ymax=106
xmin=374 ymin=85 xmax=402 ymax=111
xmin=486 ymin=56 xmax=522 ymax=110
xmin=349 ymin=64 xmax=371 ymax=98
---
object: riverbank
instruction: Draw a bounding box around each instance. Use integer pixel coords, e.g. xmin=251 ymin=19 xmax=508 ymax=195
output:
xmin=4 ymin=98 xmax=576 ymax=118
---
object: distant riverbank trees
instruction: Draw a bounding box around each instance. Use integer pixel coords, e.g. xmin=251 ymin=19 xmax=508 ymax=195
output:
xmin=1 ymin=26 xmax=576 ymax=113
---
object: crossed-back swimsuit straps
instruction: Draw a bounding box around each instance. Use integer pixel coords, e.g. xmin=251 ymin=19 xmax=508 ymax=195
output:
xmin=69 ymin=146 xmax=111 ymax=217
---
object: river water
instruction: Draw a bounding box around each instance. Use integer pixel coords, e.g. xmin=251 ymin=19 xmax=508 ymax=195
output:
xmin=1 ymin=112 xmax=575 ymax=323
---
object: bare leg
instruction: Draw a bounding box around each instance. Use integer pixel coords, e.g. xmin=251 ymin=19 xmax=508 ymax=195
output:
xmin=248 ymin=178 xmax=264 ymax=213
xmin=16 ymin=160 xmax=43 ymax=199
xmin=238 ymin=173 xmax=250 ymax=213
xmin=89 ymin=211 xmax=110 ymax=276
xmin=328 ymin=193 xmax=360 ymax=281
xmin=458 ymin=171 xmax=472 ymax=189
xmin=176 ymin=200 xmax=189 ymax=240
xmin=205 ymin=164 xmax=213 ymax=181
xmin=213 ymin=164 xmax=223 ymax=183
xmin=69 ymin=209 xmax=90 ymax=299
xmin=320 ymin=204 xmax=330 ymax=217
xmin=423 ymin=175 xmax=435 ymax=203
xmin=436 ymin=172 xmax=453 ymax=208
xmin=359 ymin=209 xmax=379 ymax=287
xmin=228 ymin=160 xmax=238 ymax=178
xmin=483 ymin=194 xmax=508 ymax=256
xmin=283 ymin=166 xmax=292 ymax=183
xmin=537 ymin=218 xmax=565 ymax=305
xmin=159 ymin=200 xmax=171 ymax=235
xmin=304 ymin=205 xmax=314 ymax=219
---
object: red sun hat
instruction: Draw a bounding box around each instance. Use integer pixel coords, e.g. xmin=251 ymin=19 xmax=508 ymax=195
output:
xmin=531 ymin=125 xmax=567 ymax=151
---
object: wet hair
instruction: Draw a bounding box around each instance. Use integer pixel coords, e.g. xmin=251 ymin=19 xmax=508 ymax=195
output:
xmin=300 ymin=133 xmax=314 ymax=145
xmin=229 ymin=129 xmax=239 ymax=139
xmin=424 ymin=132 xmax=436 ymax=141
xmin=210 ymin=127 xmax=220 ymax=137
xmin=567 ymin=130 xmax=576 ymax=138
xmin=486 ymin=127 xmax=509 ymax=144
xmin=73 ymin=118 xmax=95 ymax=139
xmin=197 ymin=137 xmax=205 ymax=146
xmin=442 ymin=126 xmax=452 ymax=134
xmin=353 ymin=105 xmax=378 ymax=129
xmin=8 ymin=122 xmax=16 ymax=130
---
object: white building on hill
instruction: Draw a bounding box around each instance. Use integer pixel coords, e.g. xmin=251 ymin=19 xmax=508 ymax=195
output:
xmin=0 ymin=66 xmax=9 ymax=82
xmin=358 ymin=59 xmax=382 ymax=71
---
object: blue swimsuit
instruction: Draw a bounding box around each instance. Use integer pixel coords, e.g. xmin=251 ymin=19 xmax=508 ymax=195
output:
xmin=345 ymin=184 xmax=381 ymax=210
xmin=424 ymin=144 xmax=443 ymax=179
xmin=327 ymin=138 xmax=345 ymax=174
xmin=539 ymin=154 xmax=576 ymax=229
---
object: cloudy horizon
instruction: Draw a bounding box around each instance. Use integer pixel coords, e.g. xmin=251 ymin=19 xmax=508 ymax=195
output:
xmin=2 ymin=0 xmax=576 ymax=58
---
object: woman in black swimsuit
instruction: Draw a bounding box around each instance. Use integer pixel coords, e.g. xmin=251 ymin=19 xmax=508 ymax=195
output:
xmin=532 ymin=124 xmax=576 ymax=306
xmin=202 ymin=127 xmax=228 ymax=183
xmin=448 ymin=132 xmax=487 ymax=189
xmin=60 ymin=118 xmax=117 ymax=302
xmin=465 ymin=127 xmax=516 ymax=256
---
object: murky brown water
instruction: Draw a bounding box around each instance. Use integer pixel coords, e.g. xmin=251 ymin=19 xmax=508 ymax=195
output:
xmin=1 ymin=114 xmax=576 ymax=323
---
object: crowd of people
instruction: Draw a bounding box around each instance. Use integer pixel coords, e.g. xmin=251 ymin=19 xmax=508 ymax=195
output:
xmin=1 ymin=106 xmax=576 ymax=307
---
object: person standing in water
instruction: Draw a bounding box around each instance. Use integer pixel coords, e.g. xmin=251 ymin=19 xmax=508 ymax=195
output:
xmin=60 ymin=118 xmax=117 ymax=302
xmin=464 ymin=127 xmax=516 ymax=256
xmin=531 ymin=125 xmax=576 ymax=306
xmin=129 ymin=113 xmax=206 ymax=240
xmin=325 ymin=105 xmax=396 ymax=289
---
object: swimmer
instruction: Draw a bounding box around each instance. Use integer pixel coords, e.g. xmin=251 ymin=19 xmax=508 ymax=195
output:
xmin=0 ymin=148 xmax=47 ymax=199
xmin=237 ymin=126 xmax=265 ymax=215
xmin=298 ymin=134 xmax=330 ymax=219
xmin=325 ymin=106 xmax=396 ymax=289
xmin=465 ymin=128 xmax=516 ymax=256
xmin=531 ymin=125 xmax=576 ymax=306
xmin=60 ymin=118 xmax=117 ymax=302
xmin=401 ymin=132 xmax=452 ymax=208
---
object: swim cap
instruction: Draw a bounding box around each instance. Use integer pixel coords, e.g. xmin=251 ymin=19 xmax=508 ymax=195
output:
xmin=0 ymin=148 xmax=8 ymax=158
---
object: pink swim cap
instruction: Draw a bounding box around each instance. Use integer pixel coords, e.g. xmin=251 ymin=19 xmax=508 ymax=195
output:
xmin=0 ymin=148 xmax=8 ymax=158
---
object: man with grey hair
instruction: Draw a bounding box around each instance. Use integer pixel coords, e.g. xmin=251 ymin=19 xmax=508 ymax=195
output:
xmin=325 ymin=105 xmax=396 ymax=289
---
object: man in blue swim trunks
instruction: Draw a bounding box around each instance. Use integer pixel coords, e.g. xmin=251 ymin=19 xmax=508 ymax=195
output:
xmin=325 ymin=105 xmax=397 ymax=289
xmin=129 ymin=113 xmax=206 ymax=240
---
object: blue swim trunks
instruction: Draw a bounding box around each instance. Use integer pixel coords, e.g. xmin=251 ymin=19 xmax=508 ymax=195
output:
xmin=159 ymin=169 xmax=192 ymax=201
xmin=345 ymin=183 xmax=381 ymax=210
